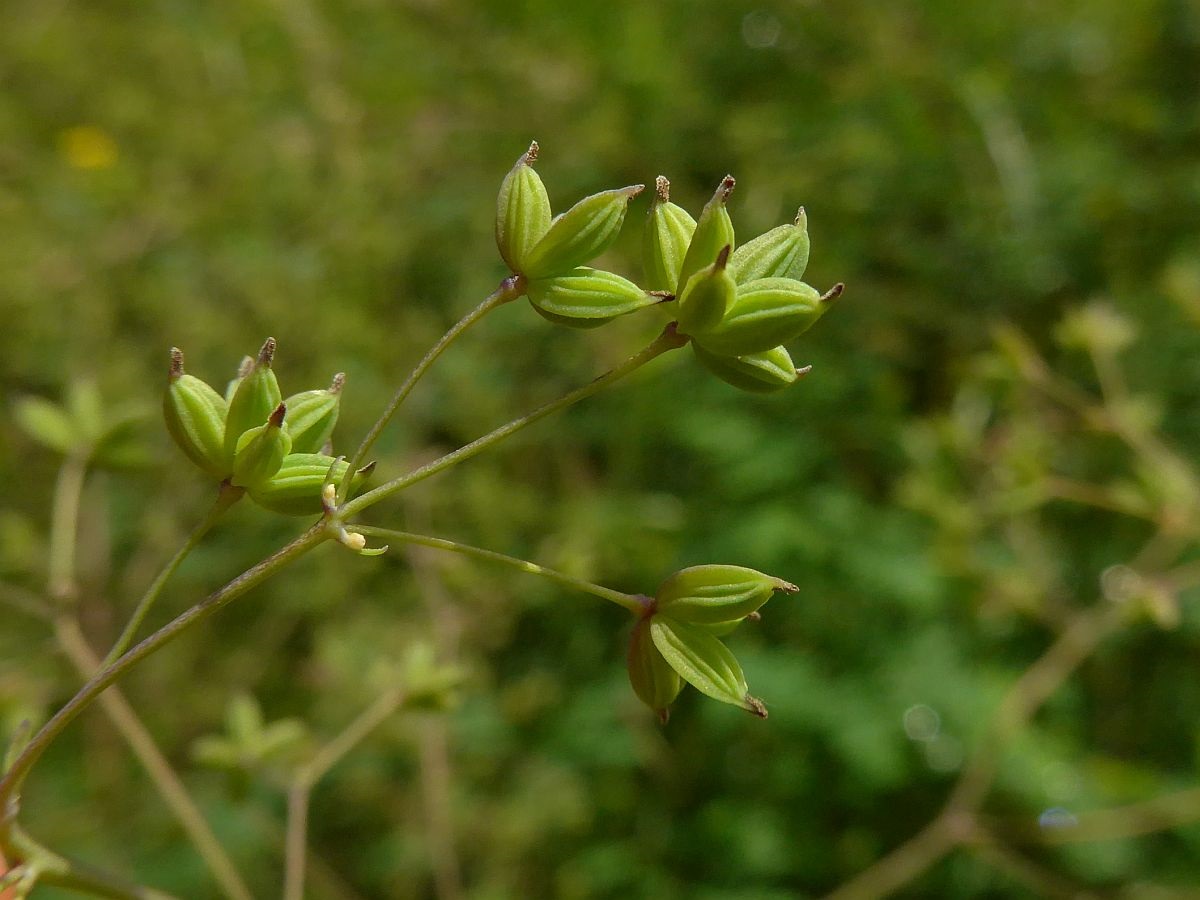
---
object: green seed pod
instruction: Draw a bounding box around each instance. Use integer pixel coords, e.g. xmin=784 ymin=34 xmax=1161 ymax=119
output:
xmin=224 ymin=338 xmax=282 ymax=465
xmin=694 ymin=281 xmax=842 ymax=358
xmin=729 ymin=207 xmax=810 ymax=285
xmin=224 ymin=356 xmax=254 ymax=403
xmin=495 ymin=141 xmax=553 ymax=274
xmin=231 ymin=404 xmax=292 ymax=489
xmin=676 ymin=245 xmax=734 ymax=336
xmin=656 ymin=564 xmax=797 ymax=625
xmin=642 ymin=176 xmax=697 ymax=293
xmin=283 ymin=373 xmax=344 ymax=455
xmin=676 ymin=175 xmax=736 ymax=293
xmin=522 ymin=184 xmax=644 ymax=280
xmin=627 ymin=617 xmax=682 ymax=723
xmin=692 ymin=343 xmax=806 ymax=393
xmin=163 ymin=348 xmax=230 ymax=479
xmin=248 ymin=453 xmax=374 ymax=515
xmin=649 ymin=616 xmax=766 ymax=717
xmin=527 ymin=267 xmax=659 ymax=324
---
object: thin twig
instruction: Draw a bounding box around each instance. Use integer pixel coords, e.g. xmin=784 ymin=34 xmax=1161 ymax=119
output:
xmin=54 ymin=616 xmax=253 ymax=900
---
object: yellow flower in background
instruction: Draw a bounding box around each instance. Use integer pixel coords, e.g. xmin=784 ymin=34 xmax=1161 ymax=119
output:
xmin=58 ymin=125 xmax=118 ymax=170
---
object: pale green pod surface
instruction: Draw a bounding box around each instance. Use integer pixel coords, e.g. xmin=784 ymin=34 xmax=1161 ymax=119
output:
xmin=248 ymin=453 xmax=372 ymax=515
xmin=163 ymin=349 xmax=229 ymax=479
xmin=676 ymin=175 xmax=736 ymax=293
xmin=693 ymin=278 xmax=829 ymax=358
xmin=495 ymin=142 xmax=552 ymax=273
xmin=627 ymin=617 xmax=683 ymax=723
xmin=230 ymin=405 xmax=291 ymax=489
xmin=729 ymin=208 xmax=810 ymax=285
xmin=283 ymin=373 xmax=344 ymax=454
xmin=224 ymin=356 xmax=254 ymax=403
xmin=656 ymin=564 xmax=797 ymax=625
xmin=676 ymin=246 xmax=734 ymax=337
xmin=529 ymin=304 xmax=614 ymax=330
xmin=527 ymin=267 xmax=659 ymax=323
xmin=692 ymin=343 xmax=800 ymax=393
xmin=649 ymin=616 xmax=766 ymax=717
xmin=224 ymin=338 xmax=282 ymax=464
xmin=521 ymin=185 xmax=644 ymax=280
xmin=643 ymin=176 xmax=697 ymax=293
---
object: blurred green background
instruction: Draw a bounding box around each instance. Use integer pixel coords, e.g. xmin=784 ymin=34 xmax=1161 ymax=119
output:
xmin=3 ymin=0 xmax=1200 ymax=897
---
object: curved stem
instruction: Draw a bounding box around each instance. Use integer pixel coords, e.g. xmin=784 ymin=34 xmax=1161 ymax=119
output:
xmin=55 ymin=617 xmax=254 ymax=900
xmin=103 ymin=484 xmax=244 ymax=667
xmin=0 ymin=523 xmax=328 ymax=815
xmin=352 ymin=526 xmax=647 ymax=614
xmin=340 ymin=278 xmax=523 ymax=501
xmin=341 ymin=323 xmax=687 ymax=519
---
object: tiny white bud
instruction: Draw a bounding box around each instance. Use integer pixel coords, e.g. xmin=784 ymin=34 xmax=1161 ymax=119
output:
xmin=321 ymin=482 xmax=337 ymax=510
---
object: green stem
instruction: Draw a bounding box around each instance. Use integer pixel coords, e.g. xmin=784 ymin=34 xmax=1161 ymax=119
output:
xmin=341 ymin=323 xmax=687 ymax=519
xmin=285 ymin=684 xmax=410 ymax=900
xmin=353 ymin=526 xmax=647 ymax=614
xmin=102 ymin=484 xmax=243 ymax=667
xmin=55 ymin=617 xmax=254 ymax=900
xmin=47 ymin=453 xmax=87 ymax=604
xmin=5 ymin=823 xmax=179 ymax=899
xmin=340 ymin=277 xmax=523 ymax=501
xmin=0 ymin=523 xmax=329 ymax=816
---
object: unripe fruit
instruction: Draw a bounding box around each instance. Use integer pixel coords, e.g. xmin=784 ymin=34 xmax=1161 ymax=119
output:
xmin=163 ymin=348 xmax=230 ymax=479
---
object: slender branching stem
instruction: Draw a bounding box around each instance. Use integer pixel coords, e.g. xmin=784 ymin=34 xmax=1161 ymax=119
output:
xmin=55 ymin=617 xmax=254 ymax=900
xmin=103 ymin=483 xmax=244 ymax=666
xmin=341 ymin=323 xmax=687 ymax=519
xmin=0 ymin=523 xmax=329 ymax=817
xmin=284 ymin=684 xmax=410 ymax=900
xmin=352 ymin=526 xmax=647 ymax=614
xmin=340 ymin=277 xmax=524 ymax=502
xmin=824 ymin=601 xmax=1125 ymax=899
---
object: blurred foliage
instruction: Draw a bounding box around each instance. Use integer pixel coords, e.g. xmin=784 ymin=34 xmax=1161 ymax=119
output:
xmin=2 ymin=0 xmax=1200 ymax=897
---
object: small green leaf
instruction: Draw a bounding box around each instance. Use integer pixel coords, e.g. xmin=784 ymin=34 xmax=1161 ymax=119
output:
xmin=226 ymin=693 xmax=263 ymax=746
xmin=13 ymin=397 xmax=78 ymax=454
xmin=650 ymin=616 xmax=765 ymax=716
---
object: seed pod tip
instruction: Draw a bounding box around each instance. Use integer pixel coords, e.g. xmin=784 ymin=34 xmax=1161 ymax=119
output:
xmin=169 ymin=348 xmax=184 ymax=380
xmin=654 ymin=175 xmax=670 ymax=201
xmin=329 ymin=372 xmax=346 ymax=394
xmin=525 ymin=140 xmax=540 ymax=162
xmin=257 ymin=337 xmax=277 ymax=366
xmin=821 ymin=283 xmax=845 ymax=303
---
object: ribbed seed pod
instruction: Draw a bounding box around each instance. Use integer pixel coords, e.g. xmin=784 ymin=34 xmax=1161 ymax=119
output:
xmin=521 ymin=185 xmax=644 ymax=280
xmin=283 ymin=373 xmax=344 ymax=454
xmin=729 ymin=207 xmax=810 ymax=285
xmin=495 ymin=141 xmax=553 ymax=273
xmin=642 ymin=176 xmax=696 ymax=293
xmin=163 ymin=348 xmax=230 ymax=479
xmin=676 ymin=245 xmax=734 ymax=336
xmin=230 ymin=404 xmax=291 ymax=489
xmin=224 ymin=338 xmax=282 ymax=466
xmin=527 ymin=267 xmax=658 ymax=325
xmin=694 ymin=280 xmax=841 ymax=358
xmin=248 ymin=453 xmax=374 ymax=515
xmin=655 ymin=564 xmax=797 ymax=625
xmin=627 ymin=617 xmax=683 ymax=724
xmin=676 ymin=175 xmax=736 ymax=292
xmin=692 ymin=343 xmax=804 ymax=393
